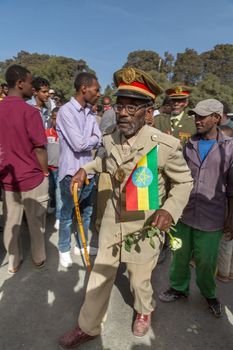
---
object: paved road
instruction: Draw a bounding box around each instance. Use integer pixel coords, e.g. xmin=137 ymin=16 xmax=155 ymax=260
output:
xmin=0 ymin=206 xmax=233 ymax=350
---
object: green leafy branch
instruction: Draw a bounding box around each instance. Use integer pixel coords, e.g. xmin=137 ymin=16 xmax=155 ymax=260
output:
xmin=109 ymin=225 xmax=180 ymax=253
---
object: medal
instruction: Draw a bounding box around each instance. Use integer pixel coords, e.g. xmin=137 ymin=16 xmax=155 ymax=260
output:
xmin=115 ymin=167 xmax=126 ymax=183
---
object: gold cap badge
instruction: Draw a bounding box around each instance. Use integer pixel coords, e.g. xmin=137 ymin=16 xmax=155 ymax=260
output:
xmin=122 ymin=68 xmax=136 ymax=84
xmin=175 ymin=86 xmax=183 ymax=94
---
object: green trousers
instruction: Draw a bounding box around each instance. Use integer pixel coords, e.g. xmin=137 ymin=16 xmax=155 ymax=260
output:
xmin=169 ymin=221 xmax=223 ymax=299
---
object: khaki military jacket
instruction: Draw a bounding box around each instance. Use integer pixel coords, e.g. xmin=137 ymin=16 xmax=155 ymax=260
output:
xmin=154 ymin=111 xmax=196 ymax=143
xmin=83 ymin=125 xmax=193 ymax=264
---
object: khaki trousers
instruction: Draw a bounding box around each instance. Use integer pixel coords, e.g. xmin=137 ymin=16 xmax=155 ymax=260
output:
xmin=78 ymin=245 xmax=158 ymax=336
xmin=3 ymin=177 xmax=49 ymax=270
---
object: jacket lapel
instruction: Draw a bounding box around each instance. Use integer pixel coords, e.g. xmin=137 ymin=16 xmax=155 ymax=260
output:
xmin=108 ymin=130 xmax=124 ymax=165
xmin=108 ymin=126 xmax=159 ymax=177
xmin=186 ymin=137 xmax=201 ymax=166
xmin=122 ymin=125 xmax=158 ymax=170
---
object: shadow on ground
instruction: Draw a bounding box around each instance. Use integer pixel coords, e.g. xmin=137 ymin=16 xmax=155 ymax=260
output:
xmin=1 ymin=212 xmax=233 ymax=350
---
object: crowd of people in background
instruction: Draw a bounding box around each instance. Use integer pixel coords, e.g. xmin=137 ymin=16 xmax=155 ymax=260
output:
xmin=0 ymin=64 xmax=233 ymax=349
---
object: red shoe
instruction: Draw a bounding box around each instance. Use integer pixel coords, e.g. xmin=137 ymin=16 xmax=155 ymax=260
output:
xmin=133 ymin=313 xmax=151 ymax=337
xmin=59 ymin=325 xmax=98 ymax=349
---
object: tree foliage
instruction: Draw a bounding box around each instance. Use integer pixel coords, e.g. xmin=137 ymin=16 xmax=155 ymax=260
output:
xmin=123 ymin=50 xmax=161 ymax=81
xmin=104 ymin=84 xmax=116 ymax=98
xmin=1 ymin=45 xmax=233 ymax=110
xmin=0 ymin=51 xmax=95 ymax=101
xmin=201 ymin=44 xmax=233 ymax=87
xmin=190 ymin=74 xmax=233 ymax=109
xmin=172 ymin=48 xmax=203 ymax=85
xmin=123 ymin=45 xmax=233 ymax=110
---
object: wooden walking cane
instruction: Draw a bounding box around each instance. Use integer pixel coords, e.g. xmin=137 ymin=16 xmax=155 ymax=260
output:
xmin=73 ymin=181 xmax=91 ymax=272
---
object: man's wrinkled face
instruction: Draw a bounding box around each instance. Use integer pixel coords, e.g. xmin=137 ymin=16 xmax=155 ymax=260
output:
xmin=115 ymin=97 xmax=149 ymax=138
xmin=195 ymin=113 xmax=220 ymax=135
xmin=35 ymin=85 xmax=50 ymax=105
xmin=170 ymin=98 xmax=188 ymax=115
xmin=83 ymin=79 xmax=101 ymax=105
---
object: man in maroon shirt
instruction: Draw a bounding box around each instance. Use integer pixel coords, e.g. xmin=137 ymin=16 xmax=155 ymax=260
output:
xmin=0 ymin=64 xmax=49 ymax=274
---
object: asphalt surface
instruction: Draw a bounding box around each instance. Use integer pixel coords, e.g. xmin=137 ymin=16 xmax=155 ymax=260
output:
xmin=0 ymin=202 xmax=233 ymax=350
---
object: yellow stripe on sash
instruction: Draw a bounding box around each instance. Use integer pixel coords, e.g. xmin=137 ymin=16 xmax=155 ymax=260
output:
xmin=137 ymin=155 xmax=149 ymax=210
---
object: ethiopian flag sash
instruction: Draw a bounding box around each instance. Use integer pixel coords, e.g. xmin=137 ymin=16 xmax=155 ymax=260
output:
xmin=126 ymin=146 xmax=159 ymax=211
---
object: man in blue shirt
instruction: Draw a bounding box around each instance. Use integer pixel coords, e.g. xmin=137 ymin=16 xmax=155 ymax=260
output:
xmin=159 ymin=99 xmax=233 ymax=318
xmin=28 ymin=77 xmax=50 ymax=128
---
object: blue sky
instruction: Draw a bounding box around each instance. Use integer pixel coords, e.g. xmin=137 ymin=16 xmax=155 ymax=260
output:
xmin=1 ymin=0 xmax=233 ymax=90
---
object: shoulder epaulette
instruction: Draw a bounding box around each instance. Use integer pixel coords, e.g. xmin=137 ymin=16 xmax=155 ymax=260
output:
xmin=153 ymin=131 xmax=179 ymax=148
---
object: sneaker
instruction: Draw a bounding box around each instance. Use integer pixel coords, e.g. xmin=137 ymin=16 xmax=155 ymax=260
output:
xmin=74 ymin=246 xmax=82 ymax=256
xmin=74 ymin=246 xmax=83 ymax=256
xmin=206 ymin=298 xmax=223 ymax=318
xmin=59 ymin=251 xmax=73 ymax=268
xmin=159 ymin=288 xmax=187 ymax=302
xmin=54 ymin=219 xmax=60 ymax=230
xmin=74 ymin=246 xmax=98 ymax=256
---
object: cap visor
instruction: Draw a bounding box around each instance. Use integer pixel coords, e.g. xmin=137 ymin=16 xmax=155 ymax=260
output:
xmin=188 ymin=107 xmax=210 ymax=116
xmin=169 ymin=95 xmax=189 ymax=100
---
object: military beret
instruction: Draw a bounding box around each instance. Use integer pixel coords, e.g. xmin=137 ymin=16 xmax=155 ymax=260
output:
xmin=166 ymin=85 xmax=191 ymax=99
xmin=114 ymin=67 xmax=163 ymax=102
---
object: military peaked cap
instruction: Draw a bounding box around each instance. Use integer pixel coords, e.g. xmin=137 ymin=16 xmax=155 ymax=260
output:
xmin=166 ymin=85 xmax=191 ymax=99
xmin=114 ymin=67 xmax=163 ymax=101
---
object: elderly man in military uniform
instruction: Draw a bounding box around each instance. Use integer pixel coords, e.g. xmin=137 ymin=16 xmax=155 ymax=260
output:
xmin=58 ymin=68 xmax=193 ymax=349
xmin=154 ymin=85 xmax=196 ymax=143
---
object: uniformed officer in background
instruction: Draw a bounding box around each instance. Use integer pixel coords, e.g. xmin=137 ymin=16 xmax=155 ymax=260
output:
xmin=154 ymin=85 xmax=196 ymax=143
